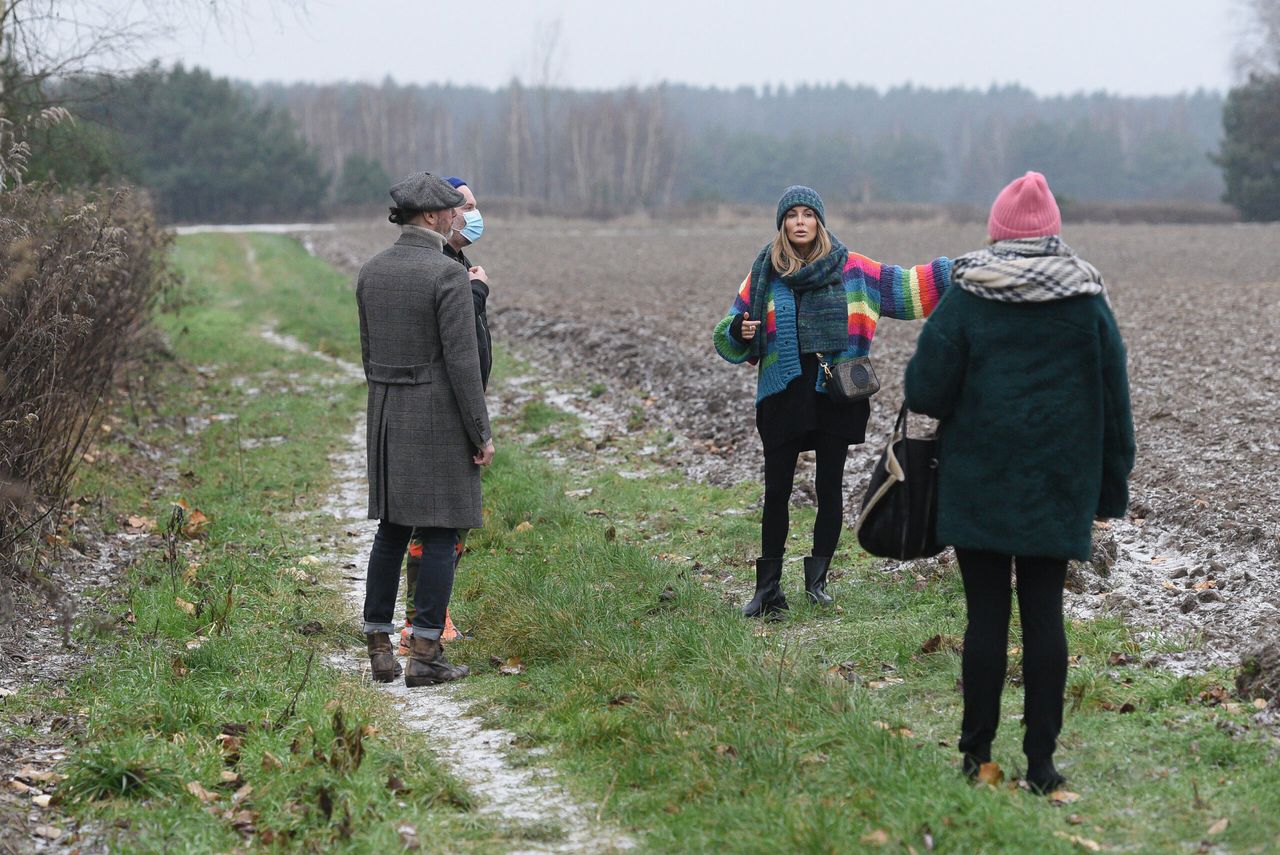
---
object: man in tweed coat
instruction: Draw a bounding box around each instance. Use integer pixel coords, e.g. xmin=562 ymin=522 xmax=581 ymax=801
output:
xmin=357 ymin=171 xmax=494 ymax=687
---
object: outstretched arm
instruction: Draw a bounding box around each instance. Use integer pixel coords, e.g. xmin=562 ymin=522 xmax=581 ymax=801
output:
xmin=849 ymin=253 xmax=953 ymax=321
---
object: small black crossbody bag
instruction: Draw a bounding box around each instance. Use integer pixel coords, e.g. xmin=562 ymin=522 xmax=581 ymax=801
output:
xmin=815 ymin=353 xmax=881 ymax=402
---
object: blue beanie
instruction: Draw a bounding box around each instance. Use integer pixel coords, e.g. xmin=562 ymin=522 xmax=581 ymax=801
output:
xmin=775 ymin=185 xmax=825 ymax=230
xmin=445 ymin=176 xmax=468 ymax=189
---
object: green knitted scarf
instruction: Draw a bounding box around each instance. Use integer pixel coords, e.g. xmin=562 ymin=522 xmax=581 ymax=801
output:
xmin=747 ymin=239 xmax=851 ymax=359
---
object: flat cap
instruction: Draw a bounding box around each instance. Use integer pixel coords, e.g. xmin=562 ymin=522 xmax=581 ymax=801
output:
xmin=389 ymin=171 xmax=465 ymax=212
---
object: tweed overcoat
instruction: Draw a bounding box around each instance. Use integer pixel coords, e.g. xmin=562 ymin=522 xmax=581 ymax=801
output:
xmin=357 ymin=226 xmax=492 ymax=528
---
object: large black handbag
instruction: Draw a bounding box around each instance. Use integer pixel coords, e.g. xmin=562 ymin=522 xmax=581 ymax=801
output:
xmin=854 ymin=403 xmax=945 ymax=559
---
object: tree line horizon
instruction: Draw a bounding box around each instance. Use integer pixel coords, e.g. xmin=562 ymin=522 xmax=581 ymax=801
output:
xmin=22 ymin=62 xmax=1273 ymax=223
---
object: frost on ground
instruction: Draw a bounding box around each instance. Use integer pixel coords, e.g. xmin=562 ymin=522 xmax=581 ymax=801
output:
xmin=275 ymin=332 xmax=634 ymax=854
xmin=307 ymin=218 xmax=1280 ymax=674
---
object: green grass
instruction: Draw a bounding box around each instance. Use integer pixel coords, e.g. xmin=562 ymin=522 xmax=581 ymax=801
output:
xmin=441 ymin=358 xmax=1280 ymax=854
xmin=2 ymin=234 xmax=506 ymax=853
xmin=7 ymin=233 xmax=1277 ymax=854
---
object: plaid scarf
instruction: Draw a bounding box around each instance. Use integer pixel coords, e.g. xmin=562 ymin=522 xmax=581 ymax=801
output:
xmin=951 ymin=237 xmax=1105 ymax=303
xmin=746 ymin=239 xmax=850 ymax=359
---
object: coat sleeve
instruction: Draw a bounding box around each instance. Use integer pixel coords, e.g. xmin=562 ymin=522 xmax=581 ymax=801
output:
xmin=849 ymin=253 xmax=953 ymax=321
xmin=1096 ymin=305 xmax=1136 ymax=518
xmin=713 ymin=273 xmax=758 ymax=365
xmin=436 ymin=265 xmax=492 ymax=449
xmin=471 ymin=279 xmax=492 ymax=388
xmin=356 ymin=272 xmax=371 ymax=377
xmin=903 ymin=290 xmax=966 ymax=419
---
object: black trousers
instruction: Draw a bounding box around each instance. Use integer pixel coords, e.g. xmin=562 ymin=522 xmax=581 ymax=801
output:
xmin=761 ymin=432 xmax=848 ymax=559
xmin=362 ymin=522 xmax=457 ymax=640
xmin=955 ymin=548 xmax=1069 ymax=762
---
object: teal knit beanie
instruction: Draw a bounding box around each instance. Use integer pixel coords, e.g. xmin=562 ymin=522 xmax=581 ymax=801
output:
xmin=775 ymin=185 xmax=826 ymax=230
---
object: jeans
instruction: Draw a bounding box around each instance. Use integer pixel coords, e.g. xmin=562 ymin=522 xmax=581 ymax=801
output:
xmin=362 ymin=522 xmax=457 ymax=640
xmin=404 ymin=529 xmax=467 ymax=625
xmin=955 ymin=548 xmax=1069 ymax=761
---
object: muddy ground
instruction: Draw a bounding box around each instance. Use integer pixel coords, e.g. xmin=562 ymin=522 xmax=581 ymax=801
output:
xmin=312 ymin=216 xmax=1280 ymax=671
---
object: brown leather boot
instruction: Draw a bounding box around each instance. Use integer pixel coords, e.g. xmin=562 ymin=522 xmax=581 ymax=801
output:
xmin=366 ymin=632 xmax=402 ymax=683
xmin=405 ymin=634 xmax=469 ymax=687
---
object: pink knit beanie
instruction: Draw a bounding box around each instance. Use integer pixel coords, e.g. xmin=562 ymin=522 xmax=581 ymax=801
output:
xmin=988 ymin=171 xmax=1061 ymax=241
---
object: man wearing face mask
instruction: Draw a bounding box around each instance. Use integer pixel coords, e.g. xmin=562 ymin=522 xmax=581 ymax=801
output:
xmin=443 ymin=177 xmax=490 ymax=388
xmin=358 ymin=171 xmax=493 ymax=687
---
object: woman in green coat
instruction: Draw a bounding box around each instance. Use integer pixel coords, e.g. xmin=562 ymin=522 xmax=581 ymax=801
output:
xmin=904 ymin=171 xmax=1135 ymax=794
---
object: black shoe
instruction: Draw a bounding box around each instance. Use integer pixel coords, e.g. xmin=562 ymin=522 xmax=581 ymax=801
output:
xmin=742 ymin=558 xmax=788 ymax=618
xmin=1025 ymin=757 xmax=1066 ymax=794
xmin=804 ymin=556 xmax=835 ymax=605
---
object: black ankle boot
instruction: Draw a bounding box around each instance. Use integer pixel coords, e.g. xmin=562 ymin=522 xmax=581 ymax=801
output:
xmin=742 ymin=558 xmax=788 ymax=618
xmin=803 ymin=556 xmax=835 ymax=605
xmin=1025 ymin=756 xmax=1066 ymax=794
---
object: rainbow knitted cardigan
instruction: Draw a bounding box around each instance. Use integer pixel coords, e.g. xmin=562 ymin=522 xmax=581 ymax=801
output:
xmin=713 ymin=250 xmax=953 ymax=404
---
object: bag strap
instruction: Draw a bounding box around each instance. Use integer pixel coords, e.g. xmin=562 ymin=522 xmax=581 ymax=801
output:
xmin=853 ymin=404 xmax=911 ymax=539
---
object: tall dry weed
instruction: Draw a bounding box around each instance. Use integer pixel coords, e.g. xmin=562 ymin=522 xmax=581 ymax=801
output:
xmin=0 ymin=183 xmax=176 ymax=620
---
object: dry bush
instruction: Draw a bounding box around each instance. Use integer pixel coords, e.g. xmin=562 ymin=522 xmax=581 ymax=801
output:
xmin=0 ymin=183 xmax=176 ymax=619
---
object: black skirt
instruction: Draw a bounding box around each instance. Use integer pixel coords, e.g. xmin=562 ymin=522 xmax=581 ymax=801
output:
xmin=756 ymin=352 xmax=871 ymax=453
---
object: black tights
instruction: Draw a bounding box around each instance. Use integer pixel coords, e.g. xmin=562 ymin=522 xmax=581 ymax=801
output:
xmin=761 ymin=433 xmax=849 ymax=559
xmin=955 ymin=548 xmax=1068 ymax=762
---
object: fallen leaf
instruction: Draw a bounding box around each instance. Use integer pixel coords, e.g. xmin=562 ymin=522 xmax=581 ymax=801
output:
xmin=860 ymin=829 xmax=890 ymax=846
xmin=658 ymin=586 xmax=676 ymax=602
xmin=220 ymin=770 xmax=241 ymax=785
xmin=498 ymin=656 xmax=525 ymax=675
xmin=1054 ymin=831 xmax=1103 ymax=851
xmin=514 ymin=521 xmax=534 ymax=533
xmin=127 ymin=515 xmax=154 ymax=531
xmin=261 ymin=752 xmax=283 ymax=771
xmin=867 ymin=677 xmax=905 ymax=689
xmin=182 ymin=509 xmax=211 ymax=538
xmin=564 ymin=488 xmax=593 ymax=498
xmin=977 ymin=762 xmax=1004 ymax=786
xmin=32 ymin=794 xmax=52 ymax=808
xmin=1255 ymin=698 xmax=1269 ymax=710
xmin=1160 ymin=580 xmax=1178 ymax=590
xmin=232 ymin=783 xmax=253 ymax=804
xmin=298 ymin=555 xmax=324 ymax=567
xmin=187 ymin=781 xmax=219 ymax=802
xmin=33 ymin=825 xmax=63 ymax=841
xmin=920 ymin=634 xmax=962 ymax=654
xmin=1049 ymin=790 xmax=1082 ymax=805
xmin=185 ymin=636 xmax=208 ymax=650
xmin=1208 ymin=818 xmax=1229 ymax=835
xmin=713 ymin=744 xmax=737 ymax=757
xmin=1108 ymin=652 xmax=1133 ymax=666
xmin=586 ymin=508 xmax=607 ymax=516
xmin=175 ymin=597 xmax=197 ymax=615
xmin=6 ymin=780 xmax=31 ymax=794
xmin=1192 ymin=579 xmax=1217 ymax=591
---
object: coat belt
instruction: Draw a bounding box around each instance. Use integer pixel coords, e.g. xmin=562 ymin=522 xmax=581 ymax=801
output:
xmin=366 ymin=360 xmax=432 ymax=385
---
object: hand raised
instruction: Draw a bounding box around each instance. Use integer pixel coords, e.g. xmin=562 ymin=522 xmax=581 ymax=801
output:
xmin=468 ymin=265 xmax=488 ymax=284
xmin=740 ymin=311 xmax=762 ymax=342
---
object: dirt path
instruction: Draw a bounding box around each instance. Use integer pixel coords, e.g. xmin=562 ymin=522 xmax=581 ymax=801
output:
xmin=261 ymin=327 xmax=635 ymax=854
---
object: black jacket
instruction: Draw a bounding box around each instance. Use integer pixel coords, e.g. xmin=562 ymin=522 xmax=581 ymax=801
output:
xmin=445 ymin=243 xmax=492 ymax=389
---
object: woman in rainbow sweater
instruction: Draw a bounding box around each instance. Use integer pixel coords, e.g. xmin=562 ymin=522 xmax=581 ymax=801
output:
xmin=713 ymin=185 xmax=952 ymax=616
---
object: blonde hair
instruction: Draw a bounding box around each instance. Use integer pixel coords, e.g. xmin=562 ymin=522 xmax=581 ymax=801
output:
xmin=770 ymin=215 xmax=832 ymax=277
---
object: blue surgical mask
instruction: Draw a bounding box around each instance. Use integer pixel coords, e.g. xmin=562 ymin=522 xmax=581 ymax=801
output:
xmin=460 ymin=209 xmax=484 ymax=243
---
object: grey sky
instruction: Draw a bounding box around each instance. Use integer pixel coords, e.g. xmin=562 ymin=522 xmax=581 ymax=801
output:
xmin=153 ymin=0 xmax=1243 ymax=95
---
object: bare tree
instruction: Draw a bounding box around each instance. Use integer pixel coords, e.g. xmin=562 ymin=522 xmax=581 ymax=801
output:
xmin=0 ymin=0 xmax=306 ymax=186
xmin=1233 ymin=0 xmax=1280 ymax=78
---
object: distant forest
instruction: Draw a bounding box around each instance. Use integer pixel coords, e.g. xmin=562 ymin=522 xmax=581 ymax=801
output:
xmin=254 ymin=78 xmax=1226 ymax=212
